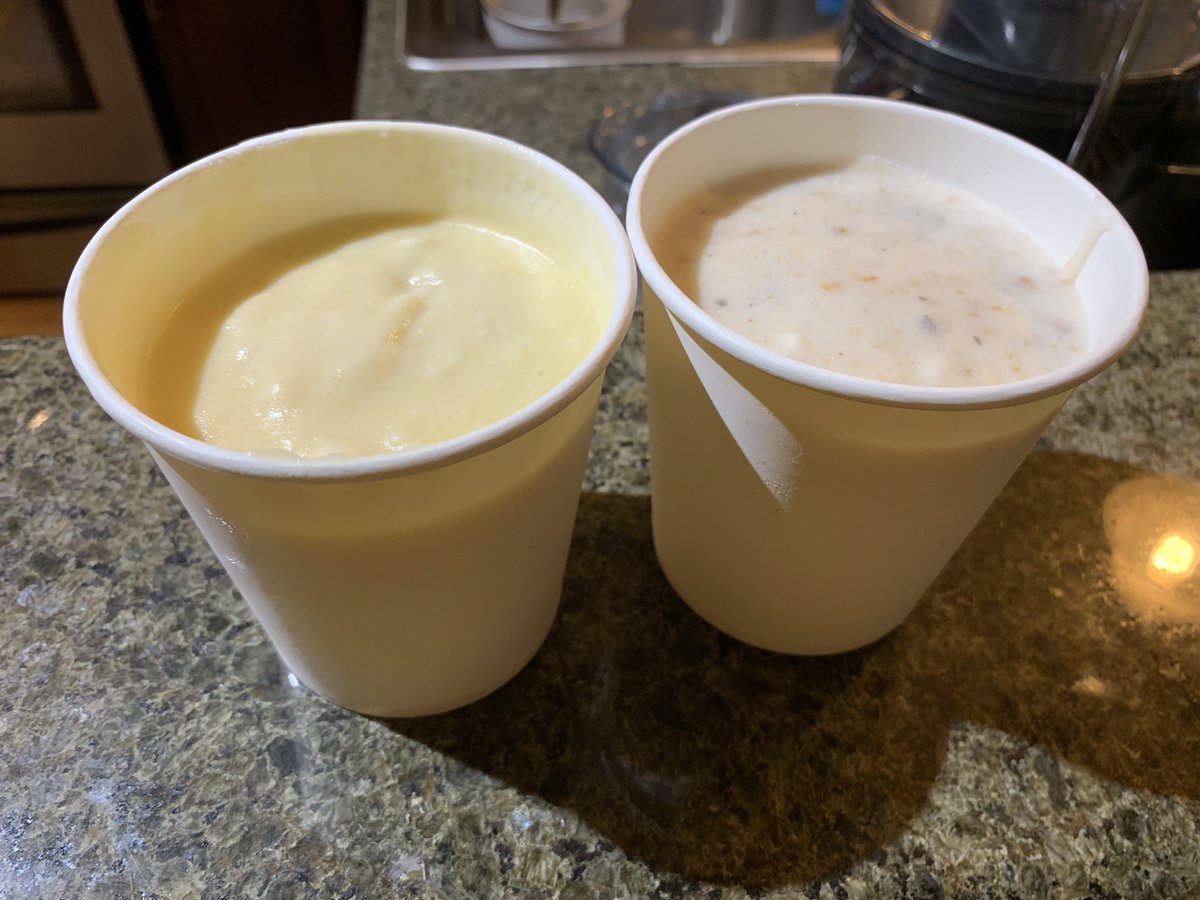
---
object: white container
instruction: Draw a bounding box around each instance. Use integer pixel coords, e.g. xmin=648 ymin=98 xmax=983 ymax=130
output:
xmin=626 ymin=95 xmax=1147 ymax=655
xmin=64 ymin=122 xmax=636 ymax=716
xmin=481 ymin=0 xmax=629 ymax=51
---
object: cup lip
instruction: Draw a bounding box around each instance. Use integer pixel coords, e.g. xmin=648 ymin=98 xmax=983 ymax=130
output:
xmin=626 ymin=94 xmax=1150 ymax=411
xmin=63 ymin=119 xmax=637 ymax=481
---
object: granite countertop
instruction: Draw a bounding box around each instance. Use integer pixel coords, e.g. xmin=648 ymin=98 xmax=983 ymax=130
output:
xmin=4 ymin=2 xmax=1200 ymax=897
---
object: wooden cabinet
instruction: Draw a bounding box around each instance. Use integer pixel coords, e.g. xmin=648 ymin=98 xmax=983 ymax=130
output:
xmin=121 ymin=0 xmax=366 ymax=165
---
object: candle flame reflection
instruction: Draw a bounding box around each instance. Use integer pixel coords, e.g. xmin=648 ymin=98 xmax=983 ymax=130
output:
xmin=1149 ymin=532 xmax=1197 ymax=581
xmin=1103 ymin=475 xmax=1200 ymax=625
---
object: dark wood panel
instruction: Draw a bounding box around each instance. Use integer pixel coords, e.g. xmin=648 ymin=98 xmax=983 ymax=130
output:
xmin=122 ymin=0 xmax=366 ymax=164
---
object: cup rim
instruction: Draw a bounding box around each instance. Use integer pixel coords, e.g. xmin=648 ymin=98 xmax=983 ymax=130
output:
xmin=625 ymin=94 xmax=1149 ymax=411
xmin=63 ymin=120 xmax=637 ymax=481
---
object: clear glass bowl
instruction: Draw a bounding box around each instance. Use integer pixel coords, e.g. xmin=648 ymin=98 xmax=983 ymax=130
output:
xmin=587 ymin=91 xmax=752 ymax=217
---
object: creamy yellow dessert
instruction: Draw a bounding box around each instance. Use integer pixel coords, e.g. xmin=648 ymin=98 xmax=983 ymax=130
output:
xmin=145 ymin=217 xmax=601 ymax=456
xmin=654 ymin=156 xmax=1088 ymax=387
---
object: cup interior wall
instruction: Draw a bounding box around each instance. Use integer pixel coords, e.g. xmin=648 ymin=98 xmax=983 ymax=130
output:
xmin=632 ymin=98 xmax=1147 ymax=402
xmin=73 ymin=125 xmax=623 ymax=420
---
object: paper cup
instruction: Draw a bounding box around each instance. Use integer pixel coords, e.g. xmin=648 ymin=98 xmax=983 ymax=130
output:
xmin=65 ymin=122 xmax=636 ymax=716
xmin=627 ymin=95 xmax=1147 ymax=655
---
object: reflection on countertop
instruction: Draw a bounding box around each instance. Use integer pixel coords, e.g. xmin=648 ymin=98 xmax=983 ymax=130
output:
xmin=1105 ymin=474 xmax=1200 ymax=625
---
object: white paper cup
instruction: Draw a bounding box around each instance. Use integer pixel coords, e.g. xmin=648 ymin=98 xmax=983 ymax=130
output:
xmin=627 ymin=95 xmax=1147 ymax=655
xmin=65 ymin=122 xmax=636 ymax=716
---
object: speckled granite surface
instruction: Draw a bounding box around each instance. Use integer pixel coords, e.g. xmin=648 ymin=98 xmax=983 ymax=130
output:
xmin=3 ymin=3 xmax=1200 ymax=897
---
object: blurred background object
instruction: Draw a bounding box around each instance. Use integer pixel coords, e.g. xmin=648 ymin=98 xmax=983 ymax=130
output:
xmin=588 ymin=92 xmax=753 ymax=217
xmin=0 ymin=0 xmax=167 ymax=295
xmin=479 ymin=0 xmax=632 ymax=51
xmin=5 ymin=0 xmax=1195 ymax=300
xmin=401 ymin=0 xmax=842 ymax=69
xmin=0 ymin=0 xmax=364 ymax=296
xmin=835 ymin=0 xmax=1200 ymax=269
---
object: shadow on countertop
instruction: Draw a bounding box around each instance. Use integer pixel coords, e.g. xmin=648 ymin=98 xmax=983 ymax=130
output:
xmin=388 ymin=452 xmax=1200 ymax=889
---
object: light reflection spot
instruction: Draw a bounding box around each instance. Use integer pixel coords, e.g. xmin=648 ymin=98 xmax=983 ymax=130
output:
xmin=1072 ymin=674 xmax=1108 ymax=697
xmin=27 ymin=409 xmax=50 ymax=432
xmin=1149 ymin=532 xmax=1196 ymax=579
